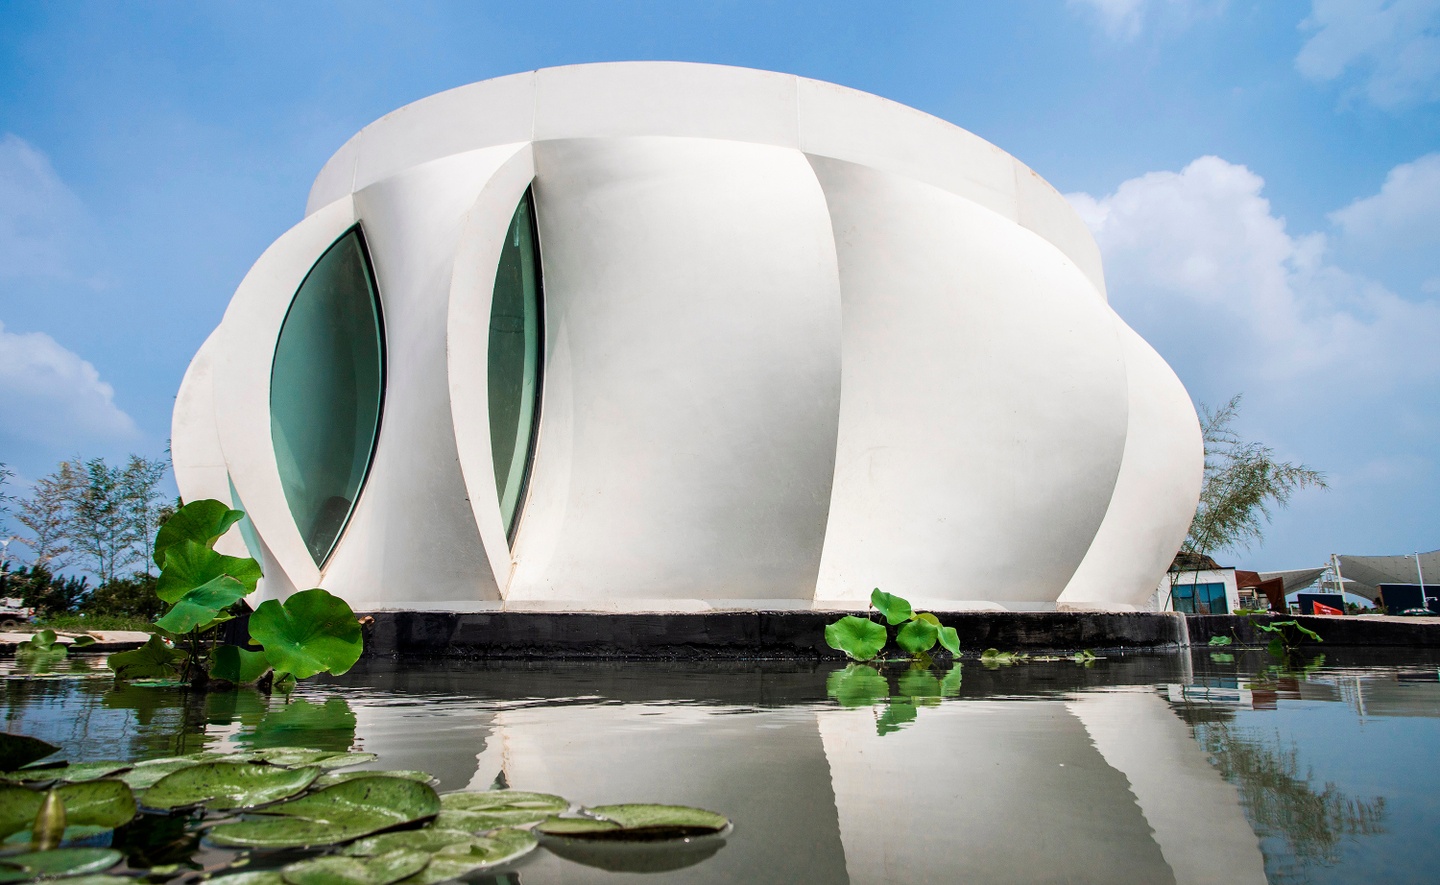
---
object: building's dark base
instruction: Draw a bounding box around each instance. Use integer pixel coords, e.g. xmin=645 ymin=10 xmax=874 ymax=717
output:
xmin=349 ymin=610 xmax=1339 ymax=660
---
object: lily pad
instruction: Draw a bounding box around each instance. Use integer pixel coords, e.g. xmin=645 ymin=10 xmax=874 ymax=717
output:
xmin=156 ymin=540 xmax=261 ymax=603
xmin=206 ymin=776 xmax=441 ymax=849
xmin=52 ymin=762 xmax=132 ymax=783
xmin=249 ymin=589 xmax=363 ymax=679
xmin=537 ymin=805 xmax=729 ymax=841
xmin=344 ymin=829 xmax=476 ymax=856
xmin=824 ymin=616 xmax=886 ymax=662
xmin=210 ymin=646 xmax=271 ymax=685
xmin=869 ymin=589 xmax=913 ymax=625
xmin=0 ymin=780 xmax=136 ymax=841
xmin=70 ymin=636 xmax=97 ymax=648
xmin=437 ymin=791 xmax=568 ymax=827
xmin=107 ymin=635 xmax=186 ymax=682
xmin=117 ymin=758 xmax=203 ymax=791
xmin=825 ymin=664 xmax=889 ymax=707
xmin=0 ymin=734 xmax=60 ymax=772
xmin=0 ymin=847 xmax=122 ymax=879
xmin=318 ymin=771 xmax=435 ymax=789
xmin=243 ymin=749 xmax=375 ymax=769
xmin=143 ymin=762 xmax=320 ymax=810
xmin=895 ymin=619 xmax=939 ymax=655
xmin=153 ymin=498 xmax=245 ymax=568
xmin=394 ymin=830 xmax=537 ymax=884
xmin=541 ymin=833 xmax=725 ymax=874
xmin=208 ymin=873 xmax=286 ymax=885
xmin=280 ymin=848 xmax=430 ymax=885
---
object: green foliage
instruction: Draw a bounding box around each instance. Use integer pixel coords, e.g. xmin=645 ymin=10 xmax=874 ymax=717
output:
xmin=825 ymin=661 xmax=963 ymax=736
xmin=250 ymin=589 xmax=364 ymax=679
xmin=1209 ymin=635 xmax=1233 ymax=646
xmin=825 ymin=664 xmax=890 ymax=707
xmin=110 ymin=498 xmax=365 ymax=689
xmin=280 ymin=848 xmax=432 ymax=885
xmin=823 ymin=616 xmax=887 ymax=662
xmin=0 ymin=779 xmax=136 ymax=841
xmin=1251 ymin=618 xmax=1323 ymax=660
xmin=80 ymin=574 xmax=164 ymax=620
xmin=107 ymin=635 xmax=187 ymax=681
xmin=824 ymin=590 xmax=962 ymax=662
xmin=1183 ymin=395 xmax=1326 ymax=566
xmin=0 ymin=848 xmax=122 ymax=880
xmin=206 ymin=777 xmax=442 ymax=848
xmin=142 ymin=762 xmax=320 ymax=811
xmin=151 ymin=500 xmax=243 ymax=569
xmin=436 ymin=791 xmax=568 ymax=830
xmin=536 ymin=804 xmax=729 ymax=840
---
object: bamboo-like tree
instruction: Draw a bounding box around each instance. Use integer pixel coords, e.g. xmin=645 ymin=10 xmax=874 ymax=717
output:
xmin=1169 ymin=395 xmax=1327 ymax=609
xmin=14 ymin=462 xmax=79 ymax=571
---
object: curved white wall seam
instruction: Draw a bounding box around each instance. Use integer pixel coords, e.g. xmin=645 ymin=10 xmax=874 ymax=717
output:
xmin=177 ymin=63 xmax=1200 ymax=612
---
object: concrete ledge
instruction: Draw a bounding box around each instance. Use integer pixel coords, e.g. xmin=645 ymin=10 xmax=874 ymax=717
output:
xmin=358 ymin=610 xmax=1192 ymax=659
xmin=1186 ymin=614 xmax=1440 ymax=648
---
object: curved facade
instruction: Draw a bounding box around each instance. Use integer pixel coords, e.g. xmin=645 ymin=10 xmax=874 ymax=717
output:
xmin=172 ymin=62 xmax=1203 ymax=613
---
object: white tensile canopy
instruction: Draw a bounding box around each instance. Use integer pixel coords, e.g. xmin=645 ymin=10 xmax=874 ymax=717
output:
xmin=1334 ymin=549 xmax=1440 ymax=602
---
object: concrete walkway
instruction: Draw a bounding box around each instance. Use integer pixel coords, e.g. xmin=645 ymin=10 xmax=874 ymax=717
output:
xmin=0 ymin=630 xmax=152 ymax=651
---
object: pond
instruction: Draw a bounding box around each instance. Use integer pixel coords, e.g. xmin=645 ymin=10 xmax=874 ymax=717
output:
xmin=5 ymin=649 xmax=1440 ymax=884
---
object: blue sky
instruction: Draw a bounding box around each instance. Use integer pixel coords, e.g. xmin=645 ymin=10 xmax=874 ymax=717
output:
xmin=1 ymin=0 xmax=1437 ymax=572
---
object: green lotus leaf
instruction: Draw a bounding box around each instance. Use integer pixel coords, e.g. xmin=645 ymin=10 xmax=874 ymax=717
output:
xmin=117 ymin=758 xmax=204 ymax=790
xmin=876 ymin=702 xmax=918 ymax=736
xmin=209 ymin=873 xmax=287 ymax=885
xmin=937 ymin=626 xmax=961 ymax=656
xmin=344 ymin=828 xmax=476 ymax=856
xmin=153 ymin=499 xmax=245 ymax=568
xmin=26 ymin=630 xmax=59 ymax=650
xmin=0 ymin=825 xmax=115 ymax=849
xmin=281 ymin=848 xmax=431 ymax=885
xmin=940 ymin=663 xmax=963 ymax=696
xmin=895 ymin=619 xmax=939 ymax=655
xmin=249 ymin=589 xmax=363 ymax=679
xmin=534 ymin=817 xmax=620 ymax=836
xmin=825 ymin=664 xmax=889 ymax=707
xmin=0 ymin=847 xmax=122 ymax=879
xmin=319 ymin=771 xmax=435 ymax=789
xmin=243 ymin=748 xmax=376 ymax=769
xmin=50 ymin=762 xmax=132 ymax=783
xmin=395 ymin=830 xmax=538 ymax=884
xmin=206 ymin=776 xmax=441 ymax=849
xmin=896 ymin=667 xmax=943 ymax=704
xmin=0 ymin=780 xmax=136 ymax=841
xmin=210 ymin=646 xmax=271 ymax=685
xmin=1211 ymin=652 xmax=1235 ymax=663
xmin=15 ymin=648 xmax=69 ymax=676
xmin=538 ymin=804 xmax=729 ymax=841
xmin=154 ymin=576 xmax=249 ymax=634
xmin=1208 ymin=635 xmax=1233 ymax=647
xmin=107 ymin=635 xmax=186 ymax=682
xmin=156 ymin=540 xmax=261 ymax=603
xmin=869 ymin=589 xmax=914 ymax=625
xmin=432 ymin=789 xmax=567 ymax=829
xmin=0 ymin=734 xmax=60 ymax=772
xmin=142 ymin=762 xmax=320 ymax=810
xmin=42 ymin=876 xmax=134 ymax=885
xmin=823 ymin=616 xmax=887 ymax=662
xmin=1268 ymin=637 xmax=1286 ymax=659
xmin=914 ymin=612 xmax=941 ymax=627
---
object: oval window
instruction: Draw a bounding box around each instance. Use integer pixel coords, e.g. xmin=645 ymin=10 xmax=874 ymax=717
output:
xmin=270 ymin=226 xmax=385 ymax=566
xmin=488 ymin=190 xmax=543 ymax=540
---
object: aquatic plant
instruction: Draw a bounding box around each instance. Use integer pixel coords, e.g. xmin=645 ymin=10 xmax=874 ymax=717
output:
xmin=0 ymin=739 xmax=731 ymax=884
xmin=826 ymin=661 xmax=964 ymax=736
xmin=1250 ymin=617 xmax=1322 ymax=660
xmin=825 ymin=589 xmax=961 ymax=662
xmin=108 ymin=499 xmax=362 ymax=688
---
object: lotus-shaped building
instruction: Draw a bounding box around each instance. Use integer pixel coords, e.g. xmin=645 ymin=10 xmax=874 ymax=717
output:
xmin=173 ymin=63 xmax=1202 ymax=613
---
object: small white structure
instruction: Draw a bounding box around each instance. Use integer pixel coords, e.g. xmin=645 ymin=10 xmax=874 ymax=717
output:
xmin=1153 ymin=568 xmax=1240 ymax=615
xmin=173 ymin=62 xmax=1202 ymax=613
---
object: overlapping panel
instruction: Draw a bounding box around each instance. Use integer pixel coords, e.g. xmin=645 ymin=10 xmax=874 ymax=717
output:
xmin=810 ymin=156 xmax=1129 ymax=605
xmin=506 ymin=137 xmax=842 ymax=601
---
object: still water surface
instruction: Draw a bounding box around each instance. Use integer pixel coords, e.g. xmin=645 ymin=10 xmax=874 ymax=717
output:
xmin=5 ymin=650 xmax=1440 ymax=884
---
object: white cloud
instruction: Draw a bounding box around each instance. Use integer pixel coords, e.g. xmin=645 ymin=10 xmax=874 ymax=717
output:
xmin=0 ymin=134 xmax=91 ymax=282
xmin=0 ymin=320 xmax=139 ymax=447
xmin=1068 ymin=0 xmax=1223 ymax=40
xmin=1329 ymin=151 xmax=1440 ymax=257
xmin=1296 ymin=0 xmax=1440 ymax=109
xmin=1068 ymin=155 xmax=1440 ymax=566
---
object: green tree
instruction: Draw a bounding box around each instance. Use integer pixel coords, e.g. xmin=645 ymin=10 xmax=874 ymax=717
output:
xmin=1171 ymin=396 xmax=1327 ymax=607
xmin=66 ymin=456 xmax=168 ymax=584
xmin=14 ymin=463 xmax=79 ymax=571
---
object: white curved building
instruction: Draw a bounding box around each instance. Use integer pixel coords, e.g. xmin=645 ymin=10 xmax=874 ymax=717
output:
xmin=173 ymin=62 xmax=1202 ymax=613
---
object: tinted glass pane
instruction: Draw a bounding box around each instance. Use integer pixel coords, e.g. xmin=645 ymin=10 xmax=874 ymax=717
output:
xmin=488 ymin=191 xmax=543 ymax=538
xmin=270 ymin=227 xmax=385 ymax=565
xmin=227 ymin=474 xmax=264 ymax=563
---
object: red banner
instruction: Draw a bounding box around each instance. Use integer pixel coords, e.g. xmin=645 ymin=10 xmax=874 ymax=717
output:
xmin=1312 ymin=601 xmax=1343 ymax=616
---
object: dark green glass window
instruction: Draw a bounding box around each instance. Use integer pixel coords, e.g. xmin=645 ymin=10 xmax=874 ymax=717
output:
xmin=270 ymin=226 xmax=385 ymax=565
xmin=489 ymin=190 xmax=543 ymax=539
